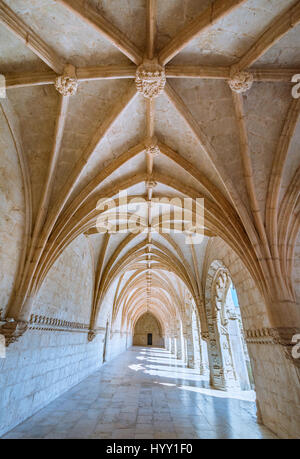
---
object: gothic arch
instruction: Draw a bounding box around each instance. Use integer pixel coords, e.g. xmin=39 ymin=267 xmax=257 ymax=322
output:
xmin=133 ymin=311 xmax=164 ymax=347
xmin=205 ymin=259 xmax=249 ymax=390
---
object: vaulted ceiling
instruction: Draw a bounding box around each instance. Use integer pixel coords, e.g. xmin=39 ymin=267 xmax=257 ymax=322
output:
xmin=1 ymin=0 xmax=299 ymax=331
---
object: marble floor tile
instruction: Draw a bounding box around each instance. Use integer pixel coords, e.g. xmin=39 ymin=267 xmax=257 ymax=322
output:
xmin=1 ymin=347 xmax=277 ymax=439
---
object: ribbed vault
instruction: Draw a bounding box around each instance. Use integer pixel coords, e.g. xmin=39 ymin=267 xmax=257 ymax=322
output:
xmin=0 ymin=0 xmax=299 ymax=351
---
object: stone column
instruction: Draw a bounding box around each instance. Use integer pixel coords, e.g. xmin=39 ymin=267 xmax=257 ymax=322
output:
xmin=170 ymin=336 xmax=176 ymax=355
xmin=198 ymin=334 xmax=210 ymax=376
xmin=182 ymin=318 xmax=195 ymax=369
xmin=186 ymin=327 xmax=195 ymax=369
xmin=227 ymin=316 xmax=251 ymax=390
xmin=206 ymin=321 xmax=227 ymax=390
xmin=181 ymin=332 xmax=188 ymax=366
xmin=166 ymin=336 xmax=171 ymax=352
xmin=176 ymin=333 xmax=183 ymax=360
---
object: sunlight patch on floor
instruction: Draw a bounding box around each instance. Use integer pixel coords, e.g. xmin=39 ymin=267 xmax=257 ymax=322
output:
xmin=131 ymin=347 xmax=256 ymax=401
xmin=178 ymin=385 xmax=256 ymax=401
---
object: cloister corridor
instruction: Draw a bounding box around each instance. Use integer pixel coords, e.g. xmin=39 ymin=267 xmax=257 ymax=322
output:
xmin=1 ymin=347 xmax=277 ymax=440
xmin=1 ymin=0 xmax=300 ymax=441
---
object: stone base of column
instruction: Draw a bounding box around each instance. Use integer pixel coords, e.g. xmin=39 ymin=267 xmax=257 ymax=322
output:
xmin=199 ymin=364 xmax=209 ymax=376
xmin=210 ymin=373 xmax=241 ymax=392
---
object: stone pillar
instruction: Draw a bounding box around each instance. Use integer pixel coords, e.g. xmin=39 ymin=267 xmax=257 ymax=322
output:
xmin=198 ymin=334 xmax=210 ymax=376
xmin=186 ymin=329 xmax=195 ymax=368
xmin=166 ymin=336 xmax=172 ymax=352
xmin=182 ymin=319 xmax=195 ymax=369
xmin=176 ymin=333 xmax=183 ymax=360
xmin=206 ymin=321 xmax=228 ymax=390
xmin=170 ymin=336 xmax=176 ymax=355
xmin=182 ymin=333 xmax=188 ymax=366
xmin=227 ymin=317 xmax=251 ymax=390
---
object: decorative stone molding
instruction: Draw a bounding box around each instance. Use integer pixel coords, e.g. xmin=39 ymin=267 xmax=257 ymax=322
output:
xmin=269 ymin=327 xmax=300 ymax=346
xmin=270 ymin=327 xmax=300 ymax=367
xmin=228 ymin=71 xmax=253 ymax=93
xmin=0 ymin=312 xmax=113 ymax=345
xmin=29 ymin=313 xmax=110 ymax=342
xmin=245 ymin=327 xmax=274 ymax=344
xmin=245 ymin=326 xmax=300 ymax=368
xmin=55 ymin=64 xmax=78 ymax=96
xmin=29 ymin=313 xmax=88 ymax=332
xmin=135 ymin=61 xmax=166 ymax=99
xmin=0 ymin=318 xmax=28 ymax=346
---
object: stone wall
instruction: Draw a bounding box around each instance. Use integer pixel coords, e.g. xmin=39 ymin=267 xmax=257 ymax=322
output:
xmin=133 ymin=312 xmax=164 ymax=347
xmin=0 ymin=329 xmax=102 ymax=437
xmin=0 ymin=101 xmax=25 ymax=317
xmin=293 ymin=232 xmax=300 ymax=303
xmin=247 ymin=341 xmax=300 ymax=438
xmin=34 ymin=235 xmax=94 ymax=323
xmin=108 ymin=331 xmax=132 ymax=361
xmin=0 ymin=235 xmax=130 ymax=437
xmin=0 ymin=326 xmax=131 ymax=437
xmin=203 ymin=237 xmax=300 ymax=439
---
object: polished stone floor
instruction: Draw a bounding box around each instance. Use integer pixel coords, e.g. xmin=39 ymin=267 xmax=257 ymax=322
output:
xmin=2 ymin=346 xmax=277 ymax=439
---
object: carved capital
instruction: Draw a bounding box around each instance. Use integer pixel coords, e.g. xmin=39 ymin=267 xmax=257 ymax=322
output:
xmin=135 ymin=61 xmax=166 ymax=99
xmin=55 ymin=64 xmax=78 ymax=96
xmin=228 ymin=71 xmax=253 ymax=93
xmin=87 ymin=330 xmax=96 ymax=342
xmin=0 ymin=318 xmax=28 ymax=346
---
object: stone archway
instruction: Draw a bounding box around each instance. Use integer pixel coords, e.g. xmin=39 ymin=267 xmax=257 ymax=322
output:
xmin=205 ymin=260 xmax=250 ymax=390
xmin=133 ymin=312 xmax=164 ymax=347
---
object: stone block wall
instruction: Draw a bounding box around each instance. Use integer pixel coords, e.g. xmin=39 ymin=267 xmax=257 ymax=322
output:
xmin=0 ymin=232 xmax=131 ymax=437
xmin=0 ymin=326 xmax=130 ymax=437
xmin=248 ymin=341 xmax=300 ymax=439
xmin=0 ymin=329 xmax=103 ymax=436
xmin=133 ymin=312 xmax=164 ymax=347
xmin=108 ymin=332 xmax=132 ymax=361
